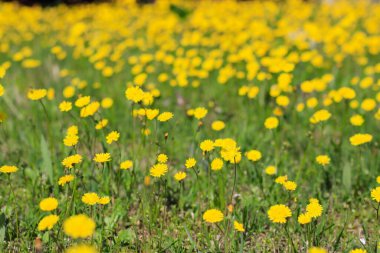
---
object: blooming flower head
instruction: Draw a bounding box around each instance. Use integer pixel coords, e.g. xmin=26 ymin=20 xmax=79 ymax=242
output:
xmin=185 ymin=158 xmax=196 ymax=168
xmin=246 ymin=149 xmax=262 ymax=162
xmin=211 ymin=158 xmax=223 ymax=171
xmin=146 ymin=109 xmax=159 ymax=120
xmin=309 ymin=109 xmax=331 ymax=124
xmin=59 ymin=101 xmax=72 ymax=112
xmin=174 ymin=171 xmax=186 ymax=181
xmin=39 ymin=197 xmax=58 ymax=211
xmin=150 ymin=163 xmax=168 ymax=178
xmin=157 ymin=153 xmax=168 ymax=163
xmin=193 ymin=107 xmax=208 ymax=120
xmin=308 ymin=247 xmax=328 ymax=253
xmin=95 ymin=119 xmax=108 ymax=130
xmin=106 ymin=131 xmax=120 ymax=144
xmin=349 ymin=133 xmax=373 ymax=146
xmin=98 ymin=196 xmax=110 ymax=205
xmin=211 ymin=120 xmax=225 ymax=131
xmin=82 ymin=192 xmax=100 ymax=205
xmin=93 ymin=153 xmax=111 ymax=163
xmin=38 ymin=215 xmax=59 ymax=231
xmin=233 ymin=221 xmax=245 ymax=232
xmin=157 ymin=112 xmax=173 ymax=122
xmin=283 ymin=181 xmax=297 ymax=191
xmin=371 ymin=187 xmax=380 ymax=202
xmin=80 ymin=101 xmax=100 ymax=118
xmin=267 ymin=204 xmax=292 ymax=223
xmin=75 ymin=96 xmax=91 ymax=108
xmin=306 ymin=200 xmax=323 ymax=218
xmin=0 ymin=84 xmax=4 ymax=96
xmin=264 ymin=116 xmax=279 ymax=129
xmin=350 ymin=114 xmax=364 ymax=126
xmin=275 ymin=175 xmax=288 ymax=185
xmin=62 ymin=154 xmax=82 ymax=169
xmin=64 ymin=134 xmax=79 ymax=147
xmin=125 ymin=86 xmax=144 ymax=103
xmin=63 ymin=214 xmax=95 ymax=239
xmin=349 ymin=249 xmax=367 ymax=253
xmin=298 ymin=213 xmax=311 ymax=225
xmin=65 ymin=244 xmax=98 ymax=253
xmin=316 ymin=155 xmax=330 ymax=166
xmin=265 ymin=166 xmax=277 ymax=175
xmin=203 ymin=209 xmax=224 ymax=223
xmin=58 ymin=174 xmax=75 ymax=186
xmin=0 ymin=165 xmax=18 ymax=173
xmin=27 ymin=89 xmax=47 ymax=100
xmin=200 ymin=140 xmax=214 ymax=152
xmin=120 ymin=160 xmax=133 ymax=170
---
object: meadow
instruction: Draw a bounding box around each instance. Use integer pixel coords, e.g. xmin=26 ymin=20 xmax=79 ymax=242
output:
xmin=0 ymin=0 xmax=379 ymax=252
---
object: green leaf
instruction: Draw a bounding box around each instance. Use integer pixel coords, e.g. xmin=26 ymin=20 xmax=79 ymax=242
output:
xmin=116 ymin=228 xmax=136 ymax=244
xmin=40 ymin=135 xmax=53 ymax=184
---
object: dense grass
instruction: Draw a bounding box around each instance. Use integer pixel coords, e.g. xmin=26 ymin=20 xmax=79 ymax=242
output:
xmin=0 ymin=0 xmax=380 ymax=252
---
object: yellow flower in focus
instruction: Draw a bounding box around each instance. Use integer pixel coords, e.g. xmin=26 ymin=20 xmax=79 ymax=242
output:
xmin=203 ymin=209 xmax=224 ymax=223
xmin=75 ymin=96 xmax=91 ymax=108
xmin=59 ymin=101 xmax=72 ymax=112
xmin=283 ymin=181 xmax=297 ymax=191
xmin=200 ymin=140 xmax=214 ymax=152
xmin=174 ymin=171 xmax=186 ymax=181
xmin=63 ymin=214 xmax=95 ymax=239
xmin=193 ymin=107 xmax=208 ymax=120
xmin=27 ymin=89 xmax=47 ymax=100
xmin=64 ymin=134 xmax=78 ymax=147
xmin=157 ymin=154 xmax=168 ymax=163
xmin=265 ymin=166 xmax=276 ymax=175
xmin=267 ymin=204 xmax=292 ymax=223
xmin=106 ymin=131 xmax=120 ymax=144
xmin=39 ymin=197 xmax=58 ymax=211
xmin=98 ymin=196 xmax=110 ymax=205
xmin=211 ymin=158 xmax=223 ymax=171
xmin=306 ymin=201 xmax=323 ymax=218
xmin=58 ymin=175 xmax=74 ymax=186
xmin=125 ymin=86 xmax=144 ymax=103
xmin=38 ymin=215 xmax=59 ymax=231
xmin=246 ymin=150 xmax=262 ymax=162
xmin=150 ymin=163 xmax=168 ymax=178
xmin=185 ymin=158 xmax=196 ymax=168
xmin=310 ymin=109 xmax=331 ymax=124
xmin=298 ymin=213 xmax=311 ymax=225
xmin=157 ymin=112 xmax=173 ymax=122
xmin=93 ymin=153 xmax=111 ymax=163
xmin=371 ymin=187 xmax=380 ymax=202
xmin=264 ymin=116 xmax=279 ymax=129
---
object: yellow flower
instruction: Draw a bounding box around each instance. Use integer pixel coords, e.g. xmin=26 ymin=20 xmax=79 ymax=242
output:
xmin=309 ymin=109 xmax=331 ymax=124
xmin=283 ymin=181 xmax=297 ymax=191
xmin=58 ymin=175 xmax=75 ymax=186
xmin=203 ymin=209 xmax=224 ymax=223
xmin=246 ymin=150 xmax=262 ymax=162
xmin=371 ymin=187 xmax=380 ymax=202
xmin=306 ymin=201 xmax=323 ymax=218
xmin=265 ymin=166 xmax=276 ymax=175
xmin=350 ymin=114 xmax=364 ymax=126
xmin=146 ymin=109 xmax=159 ymax=120
xmin=264 ymin=116 xmax=279 ymax=129
xmin=93 ymin=153 xmax=111 ymax=163
xmin=59 ymin=101 xmax=72 ymax=112
xmin=39 ymin=197 xmax=58 ymax=211
xmin=349 ymin=249 xmax=367 ymax=253
xmin=157 ymin=112 xmax=173 ymax=122
xmin=98 ymin=196 xmax=110 ymax=205
xmin=106 ymin=131 xmax=120 ymax=144
xmin=95 ymin=119 xmax=108 ymax=130
xmin=63 ymin=214 xmax=95 ymax=239
xmin=211 ymin=158 xmax=223 ymax=171
xmin=211 ymin=120 xmax=225 ymax=131
xmin=38 ymin=215 xmax=59 ymax=231
xmin=125 ymin=86 xmax=144 ymax=103
xmin=0 ymin=84 xmax=4 ymax=96
xmin=200 ymin=140 xmax=214 ymax=152
xmin=185 ymin=158 xmax=196 ymax=168
xmin=82 ymin=192 xmax=100 ymax=205
xmin=101 ymin=97 xmax=113 ymax=108
xmin=62 ymin=154 xmax=82 ymax=169
xmin=150 ymin=163 xmax=168 ymax=178
xmin=298 ymin=213 xmax=311 ymax=225
xmin=377 ymin=176 xmax=380 ymax=184
xmin=267 ymin=204 xmax=292 ymax=223
xmin=361 ymin=98 xmax=376 ymax=111
xmin=157 ymin=153 xmax=168 ymax=163
xmin=233 ymin=221 xmax=245 ymax=232
xmin=275 ymin=175 xmax=288 ymax=185
xmin=193 ymin=107 xmax=208 ymax=120
xmin=174 ymin=171 xmax=186 ymax=181
xmin=120 ymin=160 xmax=133 ymax=170
xmin=349 ymin=133 xmax=373 ymax=146
xmin=75 ymin=96 xmax=91 ymax=108
xmin=0 ymin=165 xmax=18 ymax=173
xmin=80 ymin=101 xmax=100 ymax=118
xmin=65 ymin=244 xmax=98 ymax=253
xmin=27 ymin=89 xmax=47 ymax=100
xmin=316 ymin=155 xmax=330 ymax=166
xmin=64 ymin=134 xmax=79 ymax=147
xmin=22 ymin=59 xmax=40 ymax=68
xmin=308 ymin=247 xmax=328 ymax=253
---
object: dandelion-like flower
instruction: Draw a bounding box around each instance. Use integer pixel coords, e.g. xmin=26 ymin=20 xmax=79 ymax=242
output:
xmin=38 ymin=215 xmax=59 ymax=231
xmin=267 ymin=204 xmax=292 ymax=223
xmin=63 ymin=214 xmax=96 ymax=239
xmin=93 ymin=153 xmax=111 ymax=163
xmin=203 ymin=209 xmax=224 ymax=223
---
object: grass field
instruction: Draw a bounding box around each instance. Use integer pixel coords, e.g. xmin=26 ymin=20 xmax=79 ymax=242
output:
xmin=0 ymin=0 xmax=380 ymax=252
